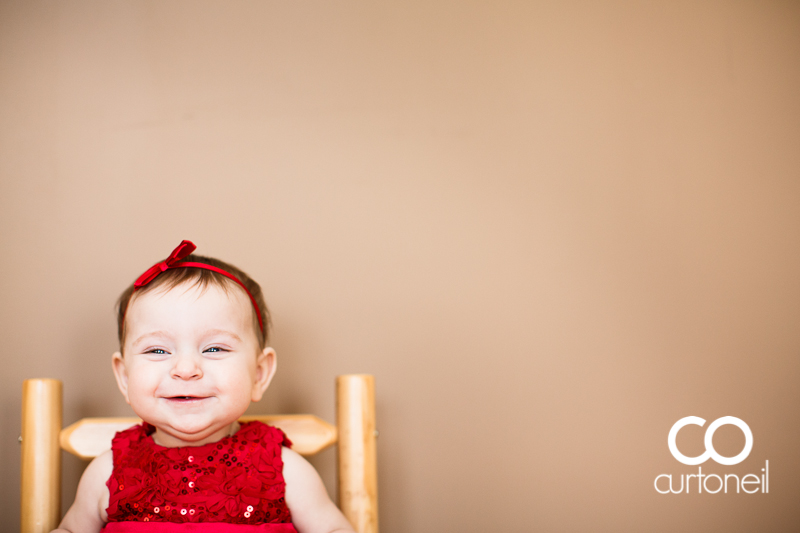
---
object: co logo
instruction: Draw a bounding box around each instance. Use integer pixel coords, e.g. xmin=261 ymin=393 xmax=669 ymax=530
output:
xmin=668 ymin=416 xmax=753 ymax=466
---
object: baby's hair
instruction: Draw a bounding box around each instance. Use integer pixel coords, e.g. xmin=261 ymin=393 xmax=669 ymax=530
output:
xmin=116 ymin=253 xmax=271 ymax=351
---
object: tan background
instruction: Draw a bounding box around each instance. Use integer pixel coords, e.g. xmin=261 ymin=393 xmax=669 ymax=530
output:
xmin=2 ymin=1 xmax=800 ymax=531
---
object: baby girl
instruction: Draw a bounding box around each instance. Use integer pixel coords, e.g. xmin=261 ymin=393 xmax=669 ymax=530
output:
xmin=55 ymin=241 xmax=355 ymax=533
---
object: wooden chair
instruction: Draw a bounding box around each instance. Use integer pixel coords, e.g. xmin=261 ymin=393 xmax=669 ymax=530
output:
xmin=21 ymin=375 xmax=378 ymax=533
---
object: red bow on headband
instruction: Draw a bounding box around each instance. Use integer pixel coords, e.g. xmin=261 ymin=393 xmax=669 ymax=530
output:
xmin=134 ymin=240 xmax=197 ymax=288
xmin=131 ymin=240 xmax=264 ymax=334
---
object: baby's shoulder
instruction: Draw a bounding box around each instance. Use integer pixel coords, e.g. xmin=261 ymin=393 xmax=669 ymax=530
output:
xmin=77 ymin=449 xmax=113 ymax=495
xmin=57 ymin=450 xmax=112 ymax=531
xmin=87 ymin=449 xmax=113 ymax=519
xmin=90 ymin=448 xmax=114 ymax=471
xmin=280 ymin=446 xmax=355 ymax=533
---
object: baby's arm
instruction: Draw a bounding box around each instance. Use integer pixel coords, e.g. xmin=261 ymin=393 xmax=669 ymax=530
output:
xmin=282 ymin=447 xmax=356 ymax=533
xmin=52 ymin=450 xmax=112 ymax=533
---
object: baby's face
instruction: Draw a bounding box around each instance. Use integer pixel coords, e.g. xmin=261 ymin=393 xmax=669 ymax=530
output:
xmin=112 ymin=281 xmax=275 ymax=447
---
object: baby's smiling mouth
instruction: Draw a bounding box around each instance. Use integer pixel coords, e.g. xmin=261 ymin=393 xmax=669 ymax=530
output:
xmin=165 ymin=396 xmax=207 ymax=401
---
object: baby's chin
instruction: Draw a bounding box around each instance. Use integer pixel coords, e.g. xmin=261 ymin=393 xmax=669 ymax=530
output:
xmin=149 ymin=420 xmax=240 ymax=447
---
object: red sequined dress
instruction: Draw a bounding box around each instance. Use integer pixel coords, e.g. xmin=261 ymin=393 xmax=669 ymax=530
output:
xmin=104 ymin=421 xmax=298 ymax=533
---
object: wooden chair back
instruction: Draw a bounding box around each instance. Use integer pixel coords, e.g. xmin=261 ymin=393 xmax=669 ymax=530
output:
xmin=21 ymin=375 xmax=377 ymax=533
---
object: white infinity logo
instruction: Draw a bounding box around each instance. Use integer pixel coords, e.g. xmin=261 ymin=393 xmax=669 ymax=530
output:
xmin=668 ymin=416 xmax=753 ymax=466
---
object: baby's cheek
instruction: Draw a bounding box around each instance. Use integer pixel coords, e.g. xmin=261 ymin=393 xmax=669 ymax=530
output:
xmin=126 ymin=374 xmax=157 ymax=403
xmin=222 ymin=371 xmax=258 ymax=404
xmin=125 ymin=384 xmax=145 ymax=406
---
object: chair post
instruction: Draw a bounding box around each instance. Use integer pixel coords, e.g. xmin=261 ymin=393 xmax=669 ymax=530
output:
xmin=21 ymin=379 xmax=63 ymax=533
xmin=336 ymin=375 xmax=378 ymax=533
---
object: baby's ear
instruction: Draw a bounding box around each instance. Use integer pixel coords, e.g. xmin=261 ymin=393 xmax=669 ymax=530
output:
xmin=111 ymin=352 xmax=131 ymax=404
xmin=251 ymin=347 xmax=277 ymax=402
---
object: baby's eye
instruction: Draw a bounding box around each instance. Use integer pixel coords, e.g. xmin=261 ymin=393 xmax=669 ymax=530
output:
xmin=146 ymin=348 xmax=168 ymax=355
xmin=203 ymin=346 xmax=227 ymax=353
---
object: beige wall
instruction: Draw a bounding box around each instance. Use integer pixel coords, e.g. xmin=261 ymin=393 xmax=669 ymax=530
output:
xmin=2 ymin=1 xmax=800 ymax=531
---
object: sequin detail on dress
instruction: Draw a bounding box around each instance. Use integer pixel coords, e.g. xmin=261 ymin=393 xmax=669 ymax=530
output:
xmin=106 ymin=421 xmax=293 ymax=525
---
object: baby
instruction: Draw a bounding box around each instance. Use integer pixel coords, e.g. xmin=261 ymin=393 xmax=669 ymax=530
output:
xmin=55 ymin=241 xmax=355 ymax=533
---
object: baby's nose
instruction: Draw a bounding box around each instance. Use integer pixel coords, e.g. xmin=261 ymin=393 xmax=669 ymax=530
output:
xmin=170 ymin=352 xmax=203 ymax=379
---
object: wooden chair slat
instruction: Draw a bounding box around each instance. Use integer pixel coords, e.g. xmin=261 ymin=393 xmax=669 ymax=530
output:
xmin=61 ymin=415 xmax=337 ymax=460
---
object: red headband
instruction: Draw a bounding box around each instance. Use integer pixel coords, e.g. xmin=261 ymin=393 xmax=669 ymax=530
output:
xmin=132 ymin=240 xmax=264 ymax=334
